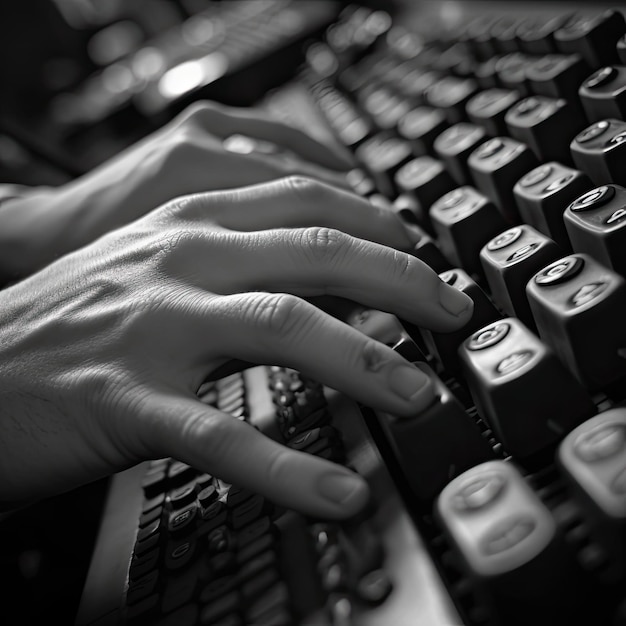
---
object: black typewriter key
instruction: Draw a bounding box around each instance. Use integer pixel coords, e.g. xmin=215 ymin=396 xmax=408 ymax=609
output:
xmin=474 ymin=56 xmax=500 ymax=89
xmin=376 ymin=361 xmax=495 ymax=503
xmin=494 ymin=52 xmax=532 ymax=96
xmin=424 ymin=76 xmax=480 ymax=124
xmin=345 ymin=307 xmax=427 ymax=363
xmin=459 ymin=317 xmax=596 ymax=459
xmin=430 ymin=186 xmax=508 ymax=278
xmin=570 ymin=118 xmax=626 ymax=186
xmin=460 ymin=15 xmax=500 ymax=61
xmin=434 ymin=122 xmax=488 ymax=186
xmin=554 ymin=10 xmax=626 ymax=70
xmin=564 ymin=183 xmax=626 ymax=275
xmin=491 ymin=16 xmax=523 ymax=55
xmin=516 ymin=15 xmax=570 ymax=55
xmin=558 ymin=409 xmax=626 ymax=582
xmin=358 ymin=84 xmax=410 ymax=131
xmin=480 ymin=224 xmax=562 ymax=327
xmin=526 ymin=53 xmax=591 ymax=106
xmin=346 ymin=168 xmax=376 ymax=196
xmin=468 ymin=136 xmax=539 ymax=223
xmin=436 ymin=460 xmax=587 ymax=626
xmin=391 ymin=208 xmax=451 ymax=273
xmin=396 ymin=106 xmax=448 ymax=156
xmin=354 ymin=132 xmax=414 ymax=196
xmin=579 ymin=64 xmax=626 ymax=123
xmin=465 ymin=88 xmax=522 ymax=137
xmin=505 ymin=95 xmax=587 ymax=165
xmin=393 ymin=156 xmax=457 ymax=232
xmin=527 ymin=253 xmax=626 ymax=390
xmin=421 ymin=268 xmax=501 ymax=376
xmin=396 ymin=67 xmax=442 ymax=105
xmin=513 ymin=162 xmax=593 ymax=248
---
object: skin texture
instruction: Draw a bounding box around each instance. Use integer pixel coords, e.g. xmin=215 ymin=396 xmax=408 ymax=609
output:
xmin=0 ymin=177 xmax=473 ymax=519
xmin=0 ymin=100 xmax=353 ymax=281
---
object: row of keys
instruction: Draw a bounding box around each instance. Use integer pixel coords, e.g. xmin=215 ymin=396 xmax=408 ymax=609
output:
xmin=437 ymin=409 xmax=625 ymax=625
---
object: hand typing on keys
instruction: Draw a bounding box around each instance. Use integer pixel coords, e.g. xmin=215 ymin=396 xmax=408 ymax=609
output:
xmin=0 ymin=177 xmax=473 ymax=519
xmin=0 ymin=100 xmax=353 ymax=283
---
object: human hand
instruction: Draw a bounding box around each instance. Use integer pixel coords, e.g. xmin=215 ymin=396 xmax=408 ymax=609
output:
xmin=0 ymin=100 xmax=353 ymax=281
xmin=0 ymin=177 xmax=473 ymax=519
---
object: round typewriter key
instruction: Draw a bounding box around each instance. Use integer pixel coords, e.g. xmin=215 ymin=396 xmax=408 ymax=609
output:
xmin=606 ymin=207 xmax=626 ymax=224
xmin=568 ymin=185 xmax=615 ymax=211
xmin=520 ymin=164 xmax=553 ymax=188
xmin=453 ymin=473 xmax=506 ymax=511
xmin=487 ymin=227 xmax=522 ymax=251
xmin=575 ymin=120 xmax=610 ymax=144
xmin=496 ymin=350 xmax=534 ymax=374
xmin=507 ymin=242 xmax=539 ymax=262
xmin=608 ymin=131 xmax=626 ymax=147
xmin=574 ymin=422 xmax=625 ymax=462
xmin=475 ymin=138 xmax=505 ymax=159
xmin=513 ymin=96 xmax=541 ymax=116
xmin=481 ymin=515 xmax=536 ymax=555
xmin=583 ymin=65 xmax=617 ymax=89
xmin=544 ymin=173 xmax=575 ymax=193
xmin=440 ymin=269 xmax=458 ymax=285
xmin=584 ymin=66 xmax=618 ymax=89
xmin=534 ymin=256 xmax=584 ymax=285
xmin=436 ymin=188 xmax=466 ymax=209
xmin=468 ymin=322 xmax=511 ymax=350
xmin=570 ymin=281 xmax=608 ymax=307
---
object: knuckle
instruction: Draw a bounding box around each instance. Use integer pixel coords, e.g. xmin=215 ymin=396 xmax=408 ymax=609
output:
xmin=299 ymin=226 xmax=349 ymax=265
xmin=283 ymin=175 xmax=331 ymax=203
xmin=388 ymin=248 xmax=418 ymax=282
xmin=243 ymin=292 xmax=307 ymax=339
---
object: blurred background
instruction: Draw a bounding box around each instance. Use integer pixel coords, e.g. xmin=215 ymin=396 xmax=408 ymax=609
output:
xmin=0 ymin=0 xmax=397 ymax=188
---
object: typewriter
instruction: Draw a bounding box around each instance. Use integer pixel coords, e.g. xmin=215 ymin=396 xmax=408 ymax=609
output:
xmin=4 ymin=1 xmax=625 ymax=625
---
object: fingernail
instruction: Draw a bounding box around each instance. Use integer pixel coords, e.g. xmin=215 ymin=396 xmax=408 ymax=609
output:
xmin=388 ymin=363 xmax=430 ymax=401
xmin=317 ymin=471 xmax=369 ymax=505
xmin=438 ymin=281 xmax=473 ymax=316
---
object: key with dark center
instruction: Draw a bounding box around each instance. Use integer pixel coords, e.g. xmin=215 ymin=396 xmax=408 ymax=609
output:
xmin=525 ymin=53 xmax=591 ymax=108
xmin=570 ymin=118 xmax=626 ymax=187
xmin=393 ymin=211 xmax=451 ymax=273
xmin=458 ymin=317 xmax=597 ymax=461
xmin=516 ymin=14 xmax=570 ymax=55
xmin=421 ymin=268 xmax=501 ymax=377
xmin=467 ymin=136 xmax=539 ymax=223
xmin=434 ymin=122 xmax=488 ymax=186
xmin=513 ymin=162 xmax=593 ymax=249
xmin=563 ymin=184 xmax=626 ymax=276
xmin=554 ymin=10 xmax=626 ymax=71
xmin=465 ymin=88 xmax=522 ymax=137
xmin=354 ymin=132 xmax=414 ymax=197
xmin=396 ymin=106 xmax=448 ymax=156
xmin=430 ymin=186 xmax=508 ymax=279
xmin=579 ymin=65 xmax=626 ymax=124
xmin=393 ymin=156 xmax=457 ymax=234
xmin=344 ymin=306 xmax=427 ymax=364
xmin=526 ymin=252 xmax=626 ymax=391
xmin=494 ymin=52 xmax=532 ymax=96
xmin=424 ymin=75 xmax=480 ymax=124
xmin=505 ymin=95 xmax=587 ymax=166
xmin=436 ymin=460 xmax=590 ymax=626
xmin=557 ymin=409 xmax=626 ymax=583
xmin=480 ymin=224 xmax=562 ymax=328
xmin=375 ymin=361 xmax=495 ymax=504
